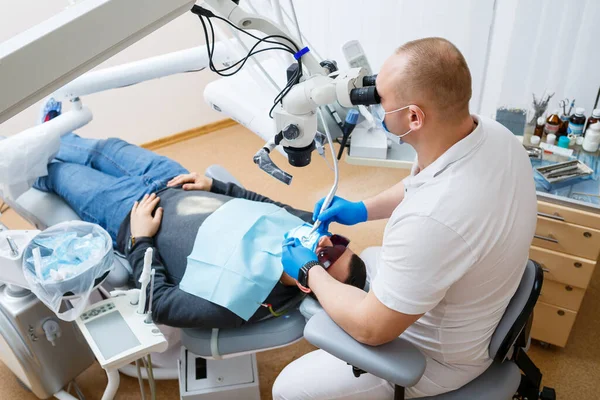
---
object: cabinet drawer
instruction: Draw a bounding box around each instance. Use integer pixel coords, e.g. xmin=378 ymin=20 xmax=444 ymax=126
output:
xmin=533 ymin=216 xmax=600 ymax=259
xmin=538 ymin=279 xmax=585 ymax=311
xmin=531 ymin=301 xmax=577 ymax=348
xmin=529 ymin=246 xmax=595 ymax=289
xmin=538 ymin=200 xmax=600 ymax=230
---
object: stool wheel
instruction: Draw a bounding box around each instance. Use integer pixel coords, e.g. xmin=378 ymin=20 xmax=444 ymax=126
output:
xmin=540 ymin=386 xmax=556 ymax=400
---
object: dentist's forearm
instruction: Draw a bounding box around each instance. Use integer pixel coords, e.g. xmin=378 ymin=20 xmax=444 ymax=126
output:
xmin=363 ymin=181 xmax=405 ymax=220
xmin=308 ymin=266 xmax=370 ymax=342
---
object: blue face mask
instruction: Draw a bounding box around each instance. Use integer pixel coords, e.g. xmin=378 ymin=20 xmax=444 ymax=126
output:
xmin=371 ymin=104 xmax=416 ymax=145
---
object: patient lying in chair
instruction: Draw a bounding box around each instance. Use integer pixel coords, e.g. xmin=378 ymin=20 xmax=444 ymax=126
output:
xmin=34 ymin=133 xmax=366 ymax=328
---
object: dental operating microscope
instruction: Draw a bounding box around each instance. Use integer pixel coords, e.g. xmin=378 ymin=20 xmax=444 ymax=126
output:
xmin=193 ymin=0 xmax=381 ymax=227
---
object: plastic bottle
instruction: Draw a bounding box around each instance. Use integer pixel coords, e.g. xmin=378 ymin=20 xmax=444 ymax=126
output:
xmin=546 ymin=133 xmax=556 ymax=145
xmin=583 ymin=122 xmax=600 ymax=153
xmin=533 ymin=117 xmax=545 ymax=138
xmin=558 ymin=136 xmax=570 ymax=148
xmin=545 ymin=110 xmax=561 ymax=137
xmin=585 ymin=109 xmax=600 ymax=133
xmin=574 ymin=136 xmax=585 ymax=153
xmin=568 ymin=108 xmax=586 ymax=136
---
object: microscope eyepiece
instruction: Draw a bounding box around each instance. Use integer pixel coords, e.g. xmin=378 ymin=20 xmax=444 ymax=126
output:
xmin=349 ymin=86 xmax=380 ymax=106
xmin=362 ymin=74 xmax=377 ymax=87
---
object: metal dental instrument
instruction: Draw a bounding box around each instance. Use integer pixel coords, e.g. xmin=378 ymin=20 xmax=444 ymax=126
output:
xmin=546 ymin=165 xmax=579 ymax=173
xmin=546 ymin=167 xmax=580 ymax=178
xmin=568 ymin=99 xmax=576 ymax=116
xmin=547 ymin=172 xmax=581 ymax=179
xmin=309 ymin=108 xmax=339 ymax=236
xmin=559 ymin=98 xmax=569 ymax=116
xmin=6 ymin=236 xmax=18 ymax=257
xmin=144 ymin=270 xmax=156 ymax=324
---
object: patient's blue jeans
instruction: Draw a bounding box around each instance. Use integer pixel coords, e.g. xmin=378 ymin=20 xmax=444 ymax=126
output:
xmin=34 ymin=133 xmax=188 ymax=242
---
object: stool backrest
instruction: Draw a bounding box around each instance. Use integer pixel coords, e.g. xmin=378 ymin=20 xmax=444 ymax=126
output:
xmin=489 ymin=260 xmax=543 ymax=362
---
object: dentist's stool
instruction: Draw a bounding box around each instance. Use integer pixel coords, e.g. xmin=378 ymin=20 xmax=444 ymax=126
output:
xmin=305 ymin=257 xmax=555 ymax=400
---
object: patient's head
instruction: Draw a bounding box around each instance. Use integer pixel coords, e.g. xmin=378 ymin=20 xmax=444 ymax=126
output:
xmin=315 ymin=235 xmax=366 ymax=290
xmin=282 ymin=234 xmax=367 ymax=293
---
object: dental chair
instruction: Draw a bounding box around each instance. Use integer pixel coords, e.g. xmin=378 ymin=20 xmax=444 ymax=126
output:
xmin=303 ymin=256 xmax=556 ymax=400
xmin=5 ymin=165 xmax=555 ymax=400
xmin=7 ymin=164 xmax=307 ymax=400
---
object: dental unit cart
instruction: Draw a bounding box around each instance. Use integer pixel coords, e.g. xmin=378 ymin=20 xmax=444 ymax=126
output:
xmin=74 ymin=294 xmax=168 ymax=400
xmin=74 ymin=248 xmax=168 ymax=400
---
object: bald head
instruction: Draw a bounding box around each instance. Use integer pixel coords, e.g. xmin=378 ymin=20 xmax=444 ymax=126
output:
xmin=380 ymin=37 xmax=472 ymax=122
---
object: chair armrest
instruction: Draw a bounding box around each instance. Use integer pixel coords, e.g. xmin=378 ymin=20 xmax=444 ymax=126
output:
xmin=304 ymin=311 xmax=426 ymax=388
xmin=299 ymin=296 xmax=323 ymax=320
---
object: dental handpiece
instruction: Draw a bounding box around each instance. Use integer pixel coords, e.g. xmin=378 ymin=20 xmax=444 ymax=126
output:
xmin=308 ymin=220 xmax=322 ymax=236
xmin=308 ymin=199 xmax=333 ymax=236
xmin=138 ymin=248 xmax=153 ymax=314
xmin=308 ymin=108 xmax=339 ymax=237
xmin=145 ymin=270 xmax=156 ymax=324
xmin=309 ymin=193 xmax=333 ymax=236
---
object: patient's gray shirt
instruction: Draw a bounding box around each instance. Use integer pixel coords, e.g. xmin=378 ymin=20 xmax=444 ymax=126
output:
xmin=116 ymin=180 xmax=312 ymax=328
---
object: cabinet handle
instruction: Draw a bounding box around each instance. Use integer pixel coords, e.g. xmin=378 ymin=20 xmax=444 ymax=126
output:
xmin=574 ymin=262 xmax=582 ymax=268
xmin=534 ymin=234 xmax=559 ymax=244
xmin=557 ymin=310 xmax=565 ymax=316
xmin=583 ymin=232 xmax=592 ymax=238
xmin=565 ymin=285 xmax=573 ymax=292
xmin=537 ymin=212 xmax=565 ymax=221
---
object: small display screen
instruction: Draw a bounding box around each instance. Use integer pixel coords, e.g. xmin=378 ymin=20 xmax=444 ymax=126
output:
xmin=86 ymin=311 xmax=140 ymax=361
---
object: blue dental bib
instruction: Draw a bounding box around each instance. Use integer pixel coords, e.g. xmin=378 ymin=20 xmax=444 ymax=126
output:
xmin=180 ymin=199 xmax=304 ymax=320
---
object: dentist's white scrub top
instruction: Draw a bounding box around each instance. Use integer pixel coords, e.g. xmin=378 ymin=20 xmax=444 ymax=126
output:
xmin=370 ymin=115 xmax=537 ymax=396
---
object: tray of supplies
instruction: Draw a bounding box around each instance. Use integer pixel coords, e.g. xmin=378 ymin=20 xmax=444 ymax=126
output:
xmin=535 ymin=160 xmax=593 ymax=185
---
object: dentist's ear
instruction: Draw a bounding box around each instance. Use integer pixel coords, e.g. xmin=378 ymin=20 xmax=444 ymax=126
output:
xmin=408 ymin=105 xmax=426 ymax=130
xmin=296 ymin=281 xmax=312 ymax=294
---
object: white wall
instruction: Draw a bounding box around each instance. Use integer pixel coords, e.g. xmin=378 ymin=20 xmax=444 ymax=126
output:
xmin=275 ymin=0 xmax=496 ymax=113
xmin=480 ymin=0 xmax=600 ymax=119
xmin=1 ymin=0 xmax=598 ymax=144
xmin=0 ymin=0 xmax=222 ymax=144
xmin=284 ymin=0 xmax=599 ymax=120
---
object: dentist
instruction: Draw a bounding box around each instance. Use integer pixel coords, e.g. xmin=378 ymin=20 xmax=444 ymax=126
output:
xmin=274 ymin=37 xmax=537 ymax=399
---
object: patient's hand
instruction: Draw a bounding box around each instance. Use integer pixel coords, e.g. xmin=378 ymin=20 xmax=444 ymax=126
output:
xmin=131 ymin=193 xmax=163 ymax=238
xmin=167 ymin=172 xmax=213 ymax=191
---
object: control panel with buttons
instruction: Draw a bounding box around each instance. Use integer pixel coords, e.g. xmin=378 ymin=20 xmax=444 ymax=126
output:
xmin=81 ymin=302 xmax=116 ymax=321
xmin=75 ymin=294 xmax=168 ymax=370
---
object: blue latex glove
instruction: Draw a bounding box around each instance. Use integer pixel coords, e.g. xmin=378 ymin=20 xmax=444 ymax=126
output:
xmin=281 ymin=238 xmax=318 ymax=280
xmin=313 ymin=196 xmax=368 ymax=232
